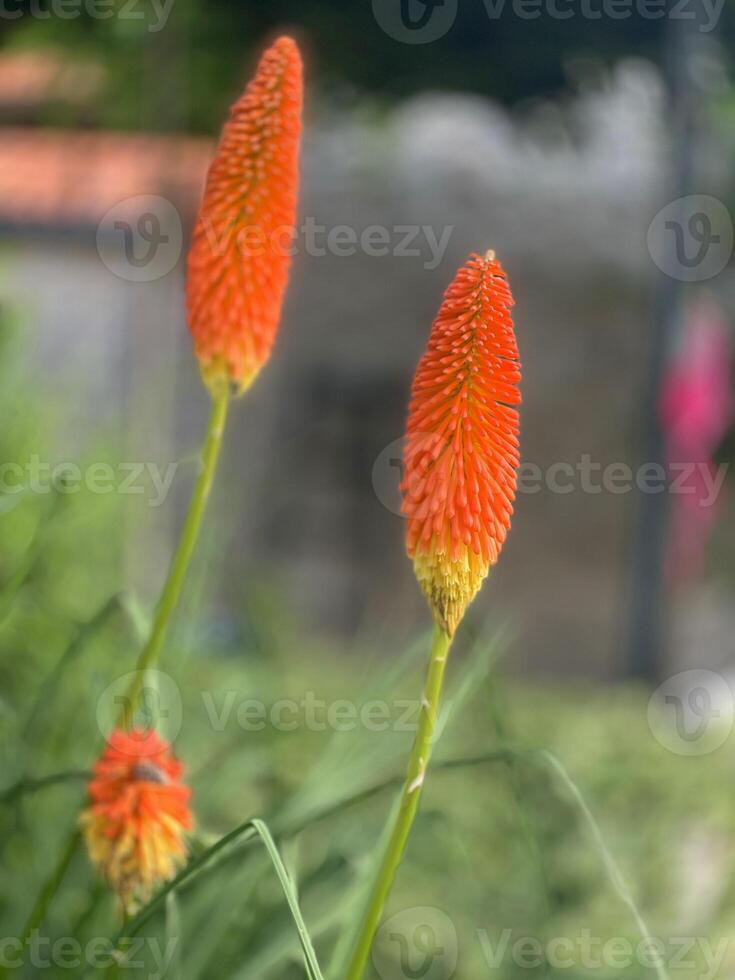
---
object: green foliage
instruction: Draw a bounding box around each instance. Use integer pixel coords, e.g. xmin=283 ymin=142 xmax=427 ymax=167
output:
xmin=1 ymin=323 xmax=734 ymax=979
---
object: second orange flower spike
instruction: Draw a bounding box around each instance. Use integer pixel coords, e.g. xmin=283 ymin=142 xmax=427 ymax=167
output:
xmin=402 ymin=251 xmax=522 ymax=635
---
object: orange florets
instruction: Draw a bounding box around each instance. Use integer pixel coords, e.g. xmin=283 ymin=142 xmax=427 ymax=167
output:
xmin=187 ymin=36 xmax=303 ymax=395
xmin=402 ymin=252 xmax=521 ymax=636
xmin=80 ymin=729 xmax=192 ymax=914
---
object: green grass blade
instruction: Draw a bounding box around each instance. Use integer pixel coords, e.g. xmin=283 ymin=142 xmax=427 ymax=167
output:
xmin=165 ymin=892 xmax=181 ymax=980
xmin=21 ymin=593 xmax=130 ymax=742
xmin=249 ymin=819 xmax=322 ymax=980
xmin=113 ymin=817 xmax=325 ymax=980
xmin=0 ymin=768 xmax=89 ymax=806
xmin=537 ymin=750 xmax=670 ymax=980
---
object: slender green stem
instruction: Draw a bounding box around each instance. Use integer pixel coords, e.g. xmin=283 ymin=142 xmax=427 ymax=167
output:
xmin=12 ymin=389 xmax=231 ymax=956
xmin=120 ymin=386 xmax=230 ymax=728
xmin=345 ymin=624 xmax=452 ymax=980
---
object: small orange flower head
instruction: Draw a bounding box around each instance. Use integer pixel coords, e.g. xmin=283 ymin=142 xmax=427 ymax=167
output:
xmin=187 ymin=36 xmax=303 ymax=395
xmin=402 ymin=252 xmax=521 ymax=636
xmin=80 ymin=729 xmax=193 ymax=914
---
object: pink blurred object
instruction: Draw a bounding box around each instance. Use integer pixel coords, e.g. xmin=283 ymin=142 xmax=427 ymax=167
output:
xmin=659 ymin=297 xmax=733 ymax=585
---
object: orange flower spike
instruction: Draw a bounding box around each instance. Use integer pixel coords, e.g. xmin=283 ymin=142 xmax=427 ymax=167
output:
xmin=402 ymin=251 xmax=521 ymax=636
xmin=187 ymin=36 xmax=303 ymax=395
xmin=80 ymin=729 xmax=193 ymax=915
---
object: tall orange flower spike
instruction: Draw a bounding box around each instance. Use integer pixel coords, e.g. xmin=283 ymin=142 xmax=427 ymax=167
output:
xmin=187 ymin=36 xmax=303 ymax=395
xmin=80 ymin=729 xmax=193 ymax=915
xmin=402 ymin=251 xmax=521 ymax=636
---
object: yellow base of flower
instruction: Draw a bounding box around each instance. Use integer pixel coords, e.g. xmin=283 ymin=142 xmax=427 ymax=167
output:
xmin=80 ymin=809 xmax=187 ymax=916
xmin=199 ymin=353 xmax=259 ymax=398
xmin=413 ymin=545 xmax=490 ymax=637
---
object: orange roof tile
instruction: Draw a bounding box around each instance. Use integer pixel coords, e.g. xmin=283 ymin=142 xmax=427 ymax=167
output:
xmin=0 ymin=49 xmax=104 ymax=107
xmin=0 ymin=128 xmax=214 ymax=228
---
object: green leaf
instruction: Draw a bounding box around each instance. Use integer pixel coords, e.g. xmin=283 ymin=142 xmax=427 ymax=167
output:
xmin=112 ymin=818 xmax=325 ymax=980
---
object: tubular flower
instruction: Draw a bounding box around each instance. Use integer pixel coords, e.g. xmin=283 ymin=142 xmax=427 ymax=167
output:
xmin=187 ymin=36 xmax=303 ymax=395
xmin=402 ymin=251 xmax=521 ymax=636
xmin=80 ymin=729 xmax=193 ymax=914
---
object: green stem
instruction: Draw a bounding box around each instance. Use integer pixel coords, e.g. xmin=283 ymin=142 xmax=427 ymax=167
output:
xmin=120 ymin=386 xmax=230 ymax=728
xmin=12 ymin=389 xmax=230 ymax=958
xmin=345 ymin=624 xmax=452 ymax=980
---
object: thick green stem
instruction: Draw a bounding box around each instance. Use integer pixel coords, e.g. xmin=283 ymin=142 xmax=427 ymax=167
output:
xmin=345 ymin=624 xmax=452 ymax=980
xmin=120 ymin=386 xmax=229 ymax=728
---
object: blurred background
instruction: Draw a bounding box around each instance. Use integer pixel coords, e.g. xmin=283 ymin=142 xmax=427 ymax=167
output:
xmin=3 ymin=2 xmax=735 ymax=978
xmin=1 ymin=0 xmax=734 ymax=677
